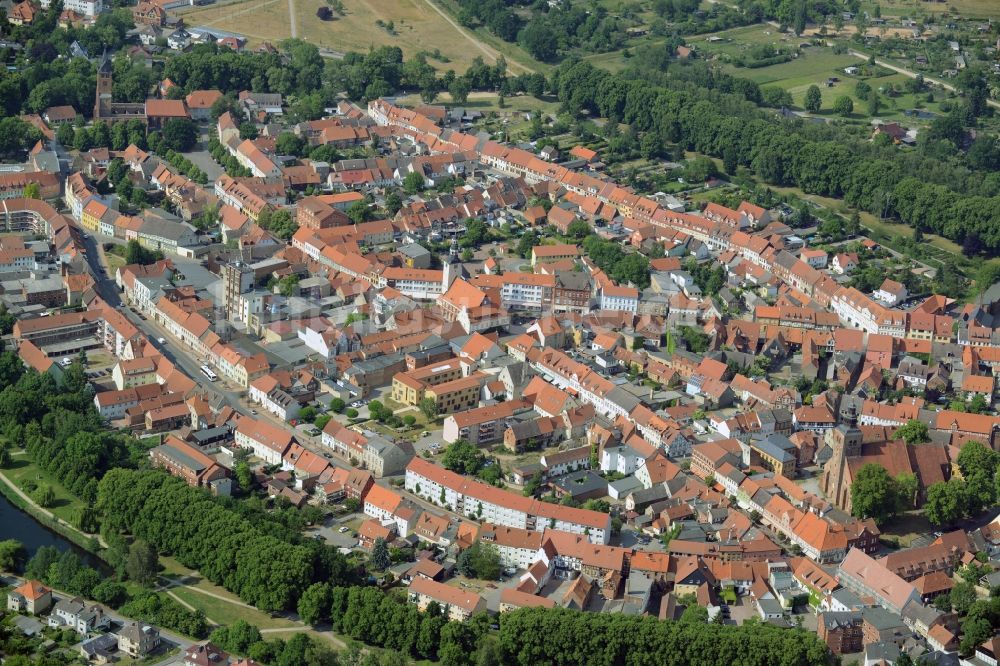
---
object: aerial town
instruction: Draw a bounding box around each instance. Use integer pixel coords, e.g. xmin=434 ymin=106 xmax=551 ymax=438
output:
xmin=0 ymin=1 xmax=999 ymax=665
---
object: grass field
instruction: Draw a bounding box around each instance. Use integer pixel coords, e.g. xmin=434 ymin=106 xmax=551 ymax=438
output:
xmin=177 ymin=0 xmax=519 ymax=72
xmin=863 ymin=0 xmax=1000 ymax=19
xmin=2 ymin=455 xmax=85 ymax=526
xmin=395 ymin=91 xmax=559 ymax=115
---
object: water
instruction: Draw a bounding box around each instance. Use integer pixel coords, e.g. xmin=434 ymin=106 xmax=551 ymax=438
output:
xmin=0 ymin=493 xmax=107 ymax=572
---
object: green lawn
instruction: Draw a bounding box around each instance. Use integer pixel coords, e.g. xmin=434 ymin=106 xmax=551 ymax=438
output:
xmin=1 ymin=455 xmax=86 ymax=526
xmin=880 ymin=512 xmax=935 ymax=548
xmin=722 ymin=50 xmax=860 ymax=93
xmin=167 ymin=586 xmax=300 ymax=630
xmin=395 ymin=91 xmax=559 ymax=116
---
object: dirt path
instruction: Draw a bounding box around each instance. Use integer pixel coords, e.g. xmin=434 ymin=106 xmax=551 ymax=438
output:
xmin=848 ymin=50 xmax=1000 ymax=109
xmin=288 ymin=0 xmax=298 ymax=38
xmin=418 ymin=0 xmax=534 ymax=74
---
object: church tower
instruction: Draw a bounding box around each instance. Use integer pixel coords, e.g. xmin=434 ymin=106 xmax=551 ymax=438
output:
xmin=94 ymin=52 xmax=114 ymax=121
xmin=821 ymin=404 xmax=863 ymax=508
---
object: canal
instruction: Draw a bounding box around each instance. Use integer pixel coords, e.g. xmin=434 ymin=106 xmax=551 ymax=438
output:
xmin=0 ymin=493 xmax=107 ymax=572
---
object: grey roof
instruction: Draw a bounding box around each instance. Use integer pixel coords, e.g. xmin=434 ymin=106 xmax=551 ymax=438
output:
xmin=398 ymin=243 xmax=430 ymax=259
xmin=152 ymin=443 xmax=209 ymax=473
xmin=552 ymin=470 xmax=607 ymax=498
xmin=138 ymin=217 xmax=197 ymax=243
xmin=819 ymin=610 xmax=861 ymax=630
xmin=861 ymin=606 xmax=907 ymax=631
xmin=830 ymin=587 xmax=863 ymax=609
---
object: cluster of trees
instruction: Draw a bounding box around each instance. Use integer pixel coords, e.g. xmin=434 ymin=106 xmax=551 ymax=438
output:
xmin=0 ymin=351 xmax=145 ymax=504
xmin=456 ymin=541 xmax=501 ymax=580
xmin=208 ymin=137 xmax=253 ymax=178
xmin=24 ymin=546 xmax=104 ymax=602
xmin=163 ymin=149 xmax=208 ymax=184
xmin=550 ymin=58 xmax=1000 ymax=253
xmin=148 ymin=118 xmax=199 ymax=153
xmin=653 ymin=0 xmax=759 ymax=36
xmin=683 ymin=257 xmax=726 ymax=296
xmin=440 ymin=439 xmax=501 ymax=485
xmin=210 ymin=620 xmax=344 ymax=666
xmin=297 ymin=584 xmax=493 ymax=665
xmin=581 ymin=235 xmax=651 ymax=289
xmin=0 ymin=117 xmax=43 ymax=159
xmin=456 ymin=0 xmax=625 ymax=62
xmin=679 ymin=325 xmax=710 ymax=354
xmin=104 ymin=158 xmax=150 ymax=211
xmin=849 ymin=463 xmax=918 ymax=526
xmin=97 ymin=469 xmax=355 ymax=612
xmin=120 ymin=592 xmax=209 ymax=639
xmin=498 ymin=606 xmax=833 ymax=665
xmin=924 ymin=441 xmax=1000 ymax=527
xmin=256 ymin=208 xmax=299 ymax=240
xmin=123 ymin=239 xmax=165 ymax=266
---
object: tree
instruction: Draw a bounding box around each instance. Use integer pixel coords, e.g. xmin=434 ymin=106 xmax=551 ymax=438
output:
xmin=0 ymin=539 xmax=25 ymax=572
xmin=925 ymin=479 xmax=966 ymax=527
xmin=456 ymin=541 xmax=501 ymax=580
xmin=449 ymin=78 xmax=472 ymax=105
xmin=520 ymin=21 xmax=558 ymax=61
xmin=896 ymin=419 xmax=929 ymax=444
xmin=867 ymin=93 xmax=881 ymax=116
xmin=161 ymin=118 xmax=198 ymax=152
xmin=403 ymin=415 xmax=417 ymax=427
xmin=385 ymin=191 xmax=403 ymax=216
xmin=33 ymin=485 xmax=55 ymax=508
xmin=850 ymin=463 xmax=899 ymax=525
xmin=804 ymin=85 xmax=822 ymax=112
xmin=91 ymin=580 xmax=127 ymax=608
xmin=419 ymin=397 xmax=439 ymax=421
xmin=833 ymin=95 xmax=854 ymax=116
xmin=330 ymin=398 xmax=345 ymax=413
xmin=403 ymin=171 xmax=425 ymax=194
xmin=276 ymin=132 xmax=306 ymax=157
xmin=950 ymin=581 xmax=977 ymax=615
xmin=23 ymin=182 xmax=40 ymax=200
xmin=126 ymin=539 xmax=159 ymax=587
xmin=347 ymin=200 xmax=370 ymax=224
xmin=239 ymin=122 xmax=259 ymax=140
xmin=441 ymin=439 xmax=484 ymax=475
xmin=297 ymin=582 xmax=331 ymax=626
xmin=566 ymin=219 xmax=590 ymax=239
xmin=371 ymin=537 xmax=391 ymax=571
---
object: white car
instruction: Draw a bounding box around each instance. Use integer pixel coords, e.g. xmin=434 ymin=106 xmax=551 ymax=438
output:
xmin=338 ymin=526 xmax=349 ymax=533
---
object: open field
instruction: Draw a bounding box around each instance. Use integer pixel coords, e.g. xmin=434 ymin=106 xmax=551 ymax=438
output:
xmin=394 ymin=91 xmax=559 ymax=115
xmin=724 ymin=50 xmax=860 ymax=98
xmin=1 ymin=455 xmax=85 ymax=526
xmin=863 ymin=0 xmax=1000 ymax=19
xmin=177 ymin=0 xmax=520 ymax=72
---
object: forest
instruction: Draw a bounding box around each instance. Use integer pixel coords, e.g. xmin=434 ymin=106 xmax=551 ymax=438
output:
xmin=97 ymin=468 xmax=356 ymax=612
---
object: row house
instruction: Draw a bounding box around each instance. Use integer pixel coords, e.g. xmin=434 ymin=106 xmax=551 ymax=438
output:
xmin=406 ymin=457 xmax=611 ymax=544
xmin=233 ymin=416 xmax=293 ymax=465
